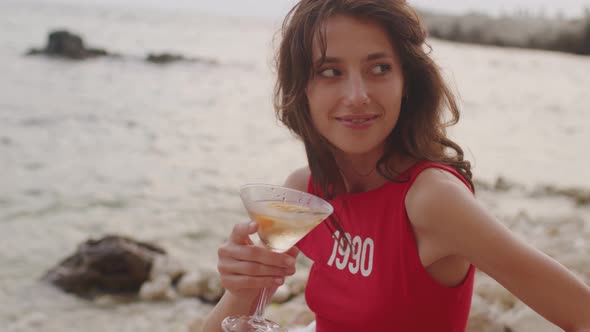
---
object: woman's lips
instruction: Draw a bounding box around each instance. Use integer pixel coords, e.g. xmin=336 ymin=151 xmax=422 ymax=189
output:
xmin=334 ymin=114 xmax=379 ymax=129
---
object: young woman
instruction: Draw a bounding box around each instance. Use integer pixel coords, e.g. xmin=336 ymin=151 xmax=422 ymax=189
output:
xmin=202 ymin=0 xmax=590 ymax=331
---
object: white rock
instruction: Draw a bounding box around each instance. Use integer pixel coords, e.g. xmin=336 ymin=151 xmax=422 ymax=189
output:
xmin=139 ymin=275 xmax=176 ymax=301
xmin=201 ymin=271 xmax=224 ymax=303
xmin=175 ymin=269 xmax=224 ymax=302
xmin=271 ymin=284 xmax=291 ymax=304
xmin=286 ymin=269 xmax=309 ymax=295
xmin=466 ymin=294 xmax=505 ymax=332
xmin=177 ymin=271 xmax=205 ymax=297
xmin=265 ymin=294 xmax=314 ymax=329
xmin=499 ymin=305 xmax=562 ymax=332
xmin=150 ymin=255 xmax=185 ymax=280
xmin=187 ymin=317 xmax=205 ymax=332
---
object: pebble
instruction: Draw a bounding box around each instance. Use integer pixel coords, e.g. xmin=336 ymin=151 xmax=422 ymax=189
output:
xmin=139 ymin=275 xmax=177 ymax=301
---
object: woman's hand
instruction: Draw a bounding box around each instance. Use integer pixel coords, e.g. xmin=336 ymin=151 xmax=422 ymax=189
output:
xmin=217 ymin=221 xmax=299 ymax=301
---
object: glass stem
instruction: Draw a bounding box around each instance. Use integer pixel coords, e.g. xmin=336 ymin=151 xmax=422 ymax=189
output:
xmin=253 ymin=287 xmax=270 ymax=318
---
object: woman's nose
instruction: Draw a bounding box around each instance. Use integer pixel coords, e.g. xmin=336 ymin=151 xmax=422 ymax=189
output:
xmin=342 ymin=73 xmax=370 ymax=107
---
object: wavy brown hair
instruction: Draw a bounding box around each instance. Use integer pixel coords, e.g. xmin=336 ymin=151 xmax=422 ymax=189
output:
xmin=274 ymin=0 xmax=473 ymax=232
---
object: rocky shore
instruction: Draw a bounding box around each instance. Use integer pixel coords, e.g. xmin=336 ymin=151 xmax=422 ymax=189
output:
xmin=41 ymin=177 xmax=589 ymax=332
xmin=417 ymin=8 xmax=590 ymax=56
xmin=26 ymin=29 xmax=217 ymax=64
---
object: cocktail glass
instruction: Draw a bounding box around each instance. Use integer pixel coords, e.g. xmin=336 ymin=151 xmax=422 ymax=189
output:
xmin=221 ymin=183 xmax=333 ymax=332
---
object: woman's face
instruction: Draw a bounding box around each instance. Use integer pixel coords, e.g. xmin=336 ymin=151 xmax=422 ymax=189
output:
xmin=306 ymin=15 xmax=405 ymax=157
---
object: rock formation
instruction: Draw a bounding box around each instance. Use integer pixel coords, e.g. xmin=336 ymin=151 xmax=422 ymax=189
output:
xmin=42 ymin=235 xmax=165 ymax=297
xmin=27 ymin=30 xmax=109 ymax=59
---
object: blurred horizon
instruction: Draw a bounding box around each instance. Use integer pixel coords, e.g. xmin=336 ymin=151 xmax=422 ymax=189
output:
xmin=9 ymin=0 xmax=590 ymax=19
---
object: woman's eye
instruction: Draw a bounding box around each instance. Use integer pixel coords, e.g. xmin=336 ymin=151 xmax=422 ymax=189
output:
xmin=318 ymin=68 xmax=340 ymax=78
xmin=371 ymin=64 xmax=391 ymax=75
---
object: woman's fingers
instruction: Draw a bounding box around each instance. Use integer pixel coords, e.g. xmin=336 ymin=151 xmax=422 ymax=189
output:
xmin=218 ymin=222 xmax=298 ymax=294
xmin=228 ymin=221 xmax=257 ymax=245
xmin=220 ymin=244 xmax=294 ymax=269
xmin=220 ymin=274 xmax=285 ymax=290
xmin=285 ymin=246 xmax=300 ymax=259
xmin=218 ymin=258 xmax=296 ymax=277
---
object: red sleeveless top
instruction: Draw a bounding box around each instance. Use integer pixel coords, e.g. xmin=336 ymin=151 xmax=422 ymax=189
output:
xmin=296 ymin=162 xmax=475 ymax=332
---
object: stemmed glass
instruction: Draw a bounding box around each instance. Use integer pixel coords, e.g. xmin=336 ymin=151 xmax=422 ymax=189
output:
xmin=221 ymin=184 xmax=334 ymax=332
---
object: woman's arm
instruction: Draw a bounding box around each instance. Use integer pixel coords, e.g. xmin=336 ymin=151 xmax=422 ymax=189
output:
xmin=407 ymin=168 xmax=590 ymax=331
xmin=201 ymin=167 xmax=309 ymax=332
xmin=201 ymin=222 xmax=298 ymax=332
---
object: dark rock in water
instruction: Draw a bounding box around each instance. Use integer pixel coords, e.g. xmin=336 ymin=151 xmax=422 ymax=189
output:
xmin=146 ymin=53 xmax=186 ymax=64
xmin=27 ymin=30 xmax=216 ymax=65
xmin=26 ymin=30 xmax=109 ymax=60
xmin=47 ymin=30 xmax=84 ymax=57
xmin=146 ymin=52 xmax=217 ymax=65
xmin=85 ymin=48 xmax=109 ymax=57
xmin=43 ymin=235 xmax=166 ymax=297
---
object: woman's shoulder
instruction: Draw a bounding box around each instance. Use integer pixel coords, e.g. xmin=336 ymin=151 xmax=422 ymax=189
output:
xmin=283 ymin=166 xmax=311 ymax=192
xmin=404 ymin=167 xmax=474 ymax=229
xmin=411 ymin=166 xmax=467 ymax=189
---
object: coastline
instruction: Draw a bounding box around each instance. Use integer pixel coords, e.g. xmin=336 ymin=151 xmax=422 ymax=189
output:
xmin=417 ymin=8 xmax=590 ymax=56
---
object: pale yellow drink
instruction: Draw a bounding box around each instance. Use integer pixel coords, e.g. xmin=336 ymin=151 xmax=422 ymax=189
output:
xmin=250 ymin=202 xmax=327 ymax=252
xmin=222 ymin=184 xmax=333 ymax=332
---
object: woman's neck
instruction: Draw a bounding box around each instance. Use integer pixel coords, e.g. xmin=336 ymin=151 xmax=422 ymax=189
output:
xmin=333 ymin=149 xmax=413 ymax=194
